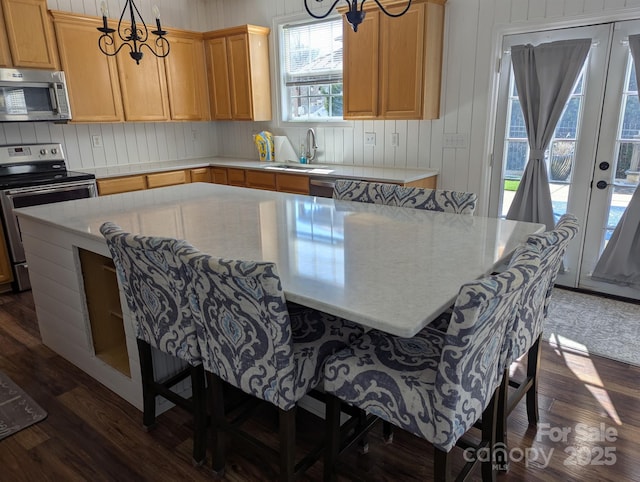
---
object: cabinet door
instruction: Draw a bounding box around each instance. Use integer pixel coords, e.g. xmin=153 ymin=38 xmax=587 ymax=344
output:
xmin=227 ymin=168 xmax=246 ymax=186
xmin=97 ymin=176 xmax=147 ymax=195
xmin=380 ymin=3 xmax=425 ymax=119
xmin=0 ymin=222 xmax=13 ymax=284
xmin=205 ymin=37 xmax=233 ymax=120
xmin=211 ymin=167 xmax=228 ymax=184
xmin=226 ymin=33 xmax=253 ymax=120
xmin=343 ymin=13 xmax=380 ymax=119
xmin=116 ymin=34 xmax=170 ymax=121
xmin=1 ymin=0 xmax=58 ymax=68
xmin=165 ymin=31 xmax=209 ymax=121
xmin=190 ymin=167 xmax=211 ymax=183
xmin=52 ymin=13 xmax=124 ymax=122
xmin=146 ymin=170 xmax=188 ymax=189
xmin=422 ymin=1 xmax=445 ymax=120
xmin=0 ymin=1 xmax=10 ymax=67
xmin=246 ymin=170 xmax=276 ymax=191
xmin=276 ymin=174 xmax=309 ymax=194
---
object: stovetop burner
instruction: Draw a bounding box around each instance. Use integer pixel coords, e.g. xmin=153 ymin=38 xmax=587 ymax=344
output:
xmin=0 ymin=143 xmax=95 ymax=189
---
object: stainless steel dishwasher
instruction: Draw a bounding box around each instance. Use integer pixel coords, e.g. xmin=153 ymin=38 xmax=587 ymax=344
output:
xmin=309 ymin=176 xmax=340 ymax=198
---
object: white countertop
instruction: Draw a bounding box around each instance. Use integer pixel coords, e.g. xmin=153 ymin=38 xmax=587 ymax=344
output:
xmin=16 ymin=183 xmax=543 ymax=337
xmin=83 ymin=157 xmax=439 ymax=184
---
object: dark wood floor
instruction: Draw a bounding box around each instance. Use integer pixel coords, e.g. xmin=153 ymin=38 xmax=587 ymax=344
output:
xmin=1 ymin=290 xmax=639 ymax=481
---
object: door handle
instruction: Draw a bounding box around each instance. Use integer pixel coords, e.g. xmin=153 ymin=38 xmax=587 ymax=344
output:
xmin=596 ymin=180 xmax=608 ymax=189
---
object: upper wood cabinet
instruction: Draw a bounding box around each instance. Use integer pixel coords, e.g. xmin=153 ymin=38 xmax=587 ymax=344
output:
xmin=1 ymin=0 xmax=59 ymax=69
xmin=53 ymin=12 xmax=208 ymax=123
xmin=342 ymin=0 xmax=445 ymax=120
xmin=0 ymin=1 xmax=11 ymax=67
xmin=164 ymin=29 xmax=209 ymax=121
xmin=204 ymin=25 xmax=271 ymax=121
xmin=52 ymin=11 xmax=124 ymax=122
xmin=116 ymin=31 xmax=170 ymax=122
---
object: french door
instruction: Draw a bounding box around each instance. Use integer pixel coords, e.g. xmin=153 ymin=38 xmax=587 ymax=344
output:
xmin=490 ymin=21 xmax=640 ymax=300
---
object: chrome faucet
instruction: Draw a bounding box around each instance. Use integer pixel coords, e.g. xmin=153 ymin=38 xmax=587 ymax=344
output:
xmin=305 ymin=128 xmax=318 ymax=163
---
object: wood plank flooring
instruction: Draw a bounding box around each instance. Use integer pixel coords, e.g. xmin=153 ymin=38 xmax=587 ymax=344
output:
xmin=1 ymin=290 xmax=639 ymax=481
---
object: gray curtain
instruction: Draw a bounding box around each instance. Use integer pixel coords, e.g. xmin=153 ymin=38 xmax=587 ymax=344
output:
xmin=506 ymin=38 xmax=591 ymax=231
xmin=591 ymin=34 xmax=640 ymax=286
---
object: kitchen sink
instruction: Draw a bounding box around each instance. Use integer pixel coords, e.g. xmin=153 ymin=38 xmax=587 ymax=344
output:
xmin=263 ymin=163 xmax=334 ymax=174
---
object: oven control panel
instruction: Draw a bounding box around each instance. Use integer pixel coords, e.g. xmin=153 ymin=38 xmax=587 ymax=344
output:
xmin=1 ymin=143 xmax=64 ymax=164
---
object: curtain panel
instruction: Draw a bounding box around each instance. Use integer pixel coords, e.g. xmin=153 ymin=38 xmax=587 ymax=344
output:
xmin=591 ymin=34 xmax=640 ymax=286
xmin=506 ymin=38 xmax=591 ymax=231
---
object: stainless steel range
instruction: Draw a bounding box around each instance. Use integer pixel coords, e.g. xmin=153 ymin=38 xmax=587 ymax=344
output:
xmin=0 ymin=143 xmax=96 ymax=291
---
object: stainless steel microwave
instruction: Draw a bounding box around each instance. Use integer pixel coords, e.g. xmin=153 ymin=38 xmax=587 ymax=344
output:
xmin=0 ymin=68 xmax=72 ymax=122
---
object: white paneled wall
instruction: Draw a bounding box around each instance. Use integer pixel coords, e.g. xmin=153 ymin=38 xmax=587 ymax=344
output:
xmin=0 ymin=121 xmax=217 ymax=170
xmin=4 ymin=0 xmax=640 ymax=212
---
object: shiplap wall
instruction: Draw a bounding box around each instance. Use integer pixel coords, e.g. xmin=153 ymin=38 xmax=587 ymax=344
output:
xmin=4 ymin=0 xmax=640 ymax=213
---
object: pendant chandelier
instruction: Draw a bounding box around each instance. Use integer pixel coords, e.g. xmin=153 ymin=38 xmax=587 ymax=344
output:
xmin=304 ymin=0 xmax=412 ymax=32
xmin=97 ymin=1 xmax=170 ymax=65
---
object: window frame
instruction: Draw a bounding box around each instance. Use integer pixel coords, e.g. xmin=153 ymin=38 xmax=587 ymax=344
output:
xmin=273 ymin=12 xmax=352 ymax=128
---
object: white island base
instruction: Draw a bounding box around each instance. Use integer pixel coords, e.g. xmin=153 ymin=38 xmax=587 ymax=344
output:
xmin=19 ymin=214 xmax=189 ymax=413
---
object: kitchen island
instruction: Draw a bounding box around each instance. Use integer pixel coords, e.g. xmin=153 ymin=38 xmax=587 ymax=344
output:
xmin=16 ymin=183 xmax=543 ymax=410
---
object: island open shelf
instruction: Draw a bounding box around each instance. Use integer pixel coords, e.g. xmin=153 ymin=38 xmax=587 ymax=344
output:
xmin=78 ymin=249 xmax=130 ymax=378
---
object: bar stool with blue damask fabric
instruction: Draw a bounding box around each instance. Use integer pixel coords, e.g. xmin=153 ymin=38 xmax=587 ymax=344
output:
xmin=175 ymin=246 xmax=365 ymax=482
xmin=496 ymin=214 xmax=579 ymax=455
xmin=100 ymin=222 xmax=207 ymax=466
xmin=333 ymin=179 xmax=478 ymax=215
xmin=322 ymin=244 xmax=541 ymax=482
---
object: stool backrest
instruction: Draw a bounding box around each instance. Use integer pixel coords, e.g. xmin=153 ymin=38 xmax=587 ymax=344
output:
xmin=433 ymin=244 xmax=540 ymax=451
xmin=508 ymin=214 xmax=579 ymax=361
xmin=332 ymin=179 xmax=397 ymax=205
xmin=99 ymin=222 xmax=201 ymax=365
xmin=333 ymin=179 xmax=477 ymax=215
xmin=394 ymin=185 xmax=478 ymax=215
xmin=178 ymin=250 xmax=297 ymax=410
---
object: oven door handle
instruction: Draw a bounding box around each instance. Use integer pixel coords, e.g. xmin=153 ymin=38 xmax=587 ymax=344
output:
xmin=4 ymin=182 xmax=96 ymax=198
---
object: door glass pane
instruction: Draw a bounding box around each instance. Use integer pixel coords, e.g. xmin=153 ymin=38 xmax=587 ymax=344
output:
xmin=605 ymin=53 xmax=640 ymax=243
xmin=500 ymin=64 xmax=587 ymax=221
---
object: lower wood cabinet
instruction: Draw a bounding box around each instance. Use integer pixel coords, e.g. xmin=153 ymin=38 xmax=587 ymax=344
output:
xmin=0 ymin=222 xmax=13 ymax=285
xmin=227 ymin=168 xmax=246 ymax=187
xmin=405 ymin=176 xmax=437 ymax=189
xmin=146 ymin=170 xmax=188 ymax=189
xmin=246 ymin=171 xmax=276 ymax=191
xmin=276 ymin=174 xmax=309 ymax=194
xmin=97 ymin=175 xmax=146 ymax=195
xmin=190 ymin=167 xmax=211 ymax=183
xmin=211 ymin=167 xmax=228 ymax=184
